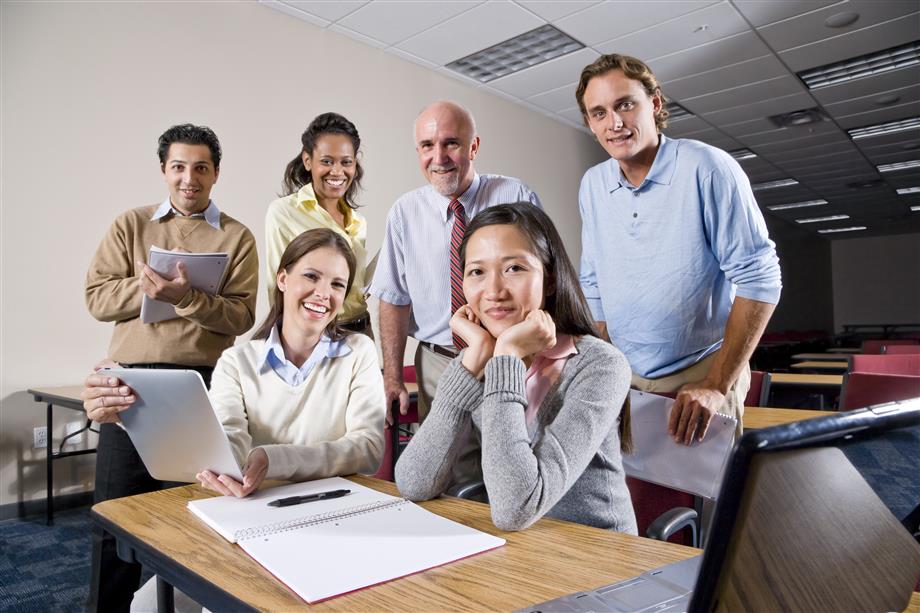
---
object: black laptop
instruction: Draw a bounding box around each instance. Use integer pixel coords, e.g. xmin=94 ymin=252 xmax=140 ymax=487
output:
xmin=518 ymin=397 xmax=920 ymax=613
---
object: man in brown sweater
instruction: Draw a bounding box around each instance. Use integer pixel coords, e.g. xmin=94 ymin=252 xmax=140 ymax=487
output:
xmin=83 ymin=124 xmax=258 ymax=612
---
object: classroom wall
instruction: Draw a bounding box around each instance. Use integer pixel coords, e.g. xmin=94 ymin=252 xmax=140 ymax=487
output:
xmin=0 ymin=1 xmax=606 ymax=508
xmin=765 ymin=233 xmax=835 ymax=335
xmin=831 ymin=232 xmax=920 ymax=333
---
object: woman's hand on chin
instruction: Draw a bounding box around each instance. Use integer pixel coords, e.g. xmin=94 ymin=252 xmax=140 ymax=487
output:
xmin=450 ymin=305 xmax=495 ymax=378
xmin=494 ymin=310 xmax=557 ymax=361
xmin=196 ymin=448 xmax=269 ymax=498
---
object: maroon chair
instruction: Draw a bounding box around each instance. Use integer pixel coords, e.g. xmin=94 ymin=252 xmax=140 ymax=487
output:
xmin=374 ymin=365 xmax=420 ymax=481
xmin=839 ymin=372 xmax=920 ymax=411
xmin=885 ymin=345 xmax=920 ymax=355
xmin=744 ymin=370 xmax=766 ymax=407
xmin=862 ymin=339 xmax=919 ymax=354
xmin=850 ymin=354 xmax=920 ymax=376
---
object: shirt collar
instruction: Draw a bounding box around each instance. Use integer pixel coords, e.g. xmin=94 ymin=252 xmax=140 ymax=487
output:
xmin=151 ymin=197 xmax=222 ymax=230
xmin=296 ymin=183 xmax=358 ymax=235
xmin=538 ymin=333 xmax=578 ymax=361
xmin=436 ymin=173 xmax=481 ymax=223
xmin=259 ymin=325 xmax=352 ymax=371
xmin=608 ymin=134 xmax=677 ymax=193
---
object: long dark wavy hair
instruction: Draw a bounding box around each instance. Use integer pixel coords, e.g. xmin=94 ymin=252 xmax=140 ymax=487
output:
xmin=252 ymin=228 xmax=357 ymax=342
xmin=459 ymin=202 xmax=632 ymax=452
xmin=281 ymin=112 xmax=364 ymax=209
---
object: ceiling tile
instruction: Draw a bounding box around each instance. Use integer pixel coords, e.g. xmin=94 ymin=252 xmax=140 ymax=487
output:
xmin=663 ymin=55 xmax=785 ymax=101
xmin=489 ymin=47 xmax=598 ymax=99
xmin=517 ymin=0 xmax=600 ymax=22
xmin=389 ymin=47 xmax=439 ymax=69
xmin=554 ymin=0 xmax=717 ymax=46
xmin=757 ymin=138 xmax=858 ymax=160
xmin=277 ymin=0 xmax=369 ymax=23
xmin=395 ymin=1 xmax=544 ymax=67
xmin=558 ymin=106 xmax=587 ymax=124
xmin=733 ymin=121 xmax=845 ymax=147
xmin=810 ymin=65 xmax=920 ymax=106
xmin=682 ymin=75 xmax=806 ymax=114
xmin=687 ymin=130 xmax=743 ymax=151
xmin=663 ymin=116 xmax=713 ymax=136
xmin=528 ymin=81 xmax=579 ymax=112
xmin=718 ymin=117 xmax=780 ymax=138
xmin=261 ymin=0 xmax=331 ymax=26
xmin=757 ymin=1 xmax=918 ymax=52
xmin=648 ymin=31 xmax=772 ymax=82
xmin=822 ymin=82 xmax=920 ymax=118
xmin=329 ymin=23 xmax=387 ymax=48
xmin=594 ymin=2 xmax=749 ymax=59
xmin=834 ymin=99 xmax=920 ymax=129
xmin=779 ymin=11 xmax=920 ymax=71
xmin=731 ymin=0 xmax=838 ymax=28
xmin=337 ymin=1 xmax=479 ymax=46
xmin=700 ymin=91 xmax=813 ymax=125
xmin=864 ymin=149 xmax=920 ymax=165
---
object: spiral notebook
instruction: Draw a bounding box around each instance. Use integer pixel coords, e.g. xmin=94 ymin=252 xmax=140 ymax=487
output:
xmin=187 ymin=477 xmax=506 ymax=603
xmin=140 ymin=246 xmax=229 ymax=323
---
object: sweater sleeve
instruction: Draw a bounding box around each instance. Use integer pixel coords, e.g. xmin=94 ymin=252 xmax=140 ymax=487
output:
xmin=261 ymin=337 xmax=386 ymax=481
xmin=85 ymin=214 xmax=142 ymax=322
xmin=173 ymin=223 xmax=258 ymax=336
xmin=480 ymin=345 xmax=631 ymax=531
xmin=208 ymin=349 xmax=255 ymax=469
xmin=394 ymin=356 xmax=484 ymax=500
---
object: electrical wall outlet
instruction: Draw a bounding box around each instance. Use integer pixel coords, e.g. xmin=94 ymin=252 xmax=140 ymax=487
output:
xmin=33 ymin=426 xmax=48 ymax=449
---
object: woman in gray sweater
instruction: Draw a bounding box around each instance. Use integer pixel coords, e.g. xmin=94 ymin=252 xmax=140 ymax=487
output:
xmin=395 ymin=203 xmax=637 ymax=533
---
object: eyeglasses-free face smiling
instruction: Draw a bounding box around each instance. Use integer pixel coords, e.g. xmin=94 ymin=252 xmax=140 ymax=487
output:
xmin=161 ymin=143 xmax=219 ymax=216
xmin=277 ymin=246 xmax=350 ymax=339
xmin=302 ymin=133 xmax=357 ymax=206
xmin=462 ymin=224 xmax=546 ymax=338
xmin=415 ymin=104 xmax=480 ymax=199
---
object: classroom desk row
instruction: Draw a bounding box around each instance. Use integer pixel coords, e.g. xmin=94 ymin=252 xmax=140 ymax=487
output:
xmin=95 ymin=405 xmax=920 ymax=613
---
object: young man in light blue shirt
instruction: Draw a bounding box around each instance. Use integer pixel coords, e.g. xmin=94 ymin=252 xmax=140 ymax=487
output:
xmin=575 ymin=54 xmax=782 ymax=444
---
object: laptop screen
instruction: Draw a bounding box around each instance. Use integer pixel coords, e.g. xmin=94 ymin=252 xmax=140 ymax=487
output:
xmin=689 ymin=398 xmax=920 ymax=613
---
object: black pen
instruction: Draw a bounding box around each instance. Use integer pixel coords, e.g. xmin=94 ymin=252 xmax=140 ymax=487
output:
xmin=267 ymin=489 xmax=351 ymax=507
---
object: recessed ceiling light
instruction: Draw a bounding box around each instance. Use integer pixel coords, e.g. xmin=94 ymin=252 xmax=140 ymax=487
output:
xmin=796 ymin=214 xmax=850 ymax=224
xmin=874 ymin=93 xmax=901 ymax=106
xmin=752 ymin=178 xmax=799 ymax=191
xmin=876 ymin=160 xmax=920 ymax=173
xmin=818 ymin=226 xmax=867 ymax=234
xmin=446 ymin=25 xmax=584 ymax=83
xmin=797 ymin=41 xmax=919 ymax=89
xmin=848 ymin=116 xmax=920 ymax=140
xmin=729 ymin=148 xmax=757 ymax=160
xmin=824 ymin=11 xmax=859 ymax=28
xmin=666 ymin=103 xmax=693 ymax=121
xmin=897 ymin=187 xmax=920 ymax=195
xmin=768 ymin=108 xmax=826 ymax=128
xmin=767 ymin=199 xmax=828 ymax=211
xmin=911 ymin=205 xmax=920 ymax=212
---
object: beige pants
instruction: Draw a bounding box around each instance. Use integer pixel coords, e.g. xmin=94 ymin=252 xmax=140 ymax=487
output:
xmin=414 ymin=344 xmax=483 ymax=488
xmin=630 ymin=351 xmax=750 ymax=437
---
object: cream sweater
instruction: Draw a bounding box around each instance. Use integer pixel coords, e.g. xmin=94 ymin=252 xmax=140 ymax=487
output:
xmin=209 ymin=333 xmax=385 ymax=480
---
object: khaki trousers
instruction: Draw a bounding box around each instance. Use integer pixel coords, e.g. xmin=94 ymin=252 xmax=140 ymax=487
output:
xmin=414 ymin=344 xmax=484 ymax=488
xmin=629 ymin=351 xmax=750 ymax=437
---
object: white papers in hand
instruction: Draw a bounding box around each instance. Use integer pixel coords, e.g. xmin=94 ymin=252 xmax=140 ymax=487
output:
xmin=622 ymin=390 xmax=736 ymax=500
xmin=140 ymin=246 xmax=229 ymax=323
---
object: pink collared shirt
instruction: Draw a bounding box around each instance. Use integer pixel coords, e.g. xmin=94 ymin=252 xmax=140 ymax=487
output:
xmin=524 ymin=334 xmax=579 ymax=437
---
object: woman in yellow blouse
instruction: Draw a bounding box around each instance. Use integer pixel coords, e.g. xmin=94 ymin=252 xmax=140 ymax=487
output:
xmin=265 ymin=113 xmax=372 ymax=334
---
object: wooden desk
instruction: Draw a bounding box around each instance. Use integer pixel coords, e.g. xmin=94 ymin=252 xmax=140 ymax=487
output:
xmin=744 ymin=406 xmax=833 ymax=430
xmin=27 ymin=385 xmax=96 ymax=525
xmin=792 ymin=353 xmax=851 ymax=362
xmin=92 ymin=476 xmax=700 ymax=612
xmin=768 ymin=373 xmax=843 ymax=386
xmin=790 ymin=361 xmax=849 ymax=372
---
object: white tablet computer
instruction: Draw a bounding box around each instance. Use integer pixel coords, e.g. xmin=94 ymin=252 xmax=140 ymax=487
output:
xmin=106 ymin=368 xmax=243 ymax=483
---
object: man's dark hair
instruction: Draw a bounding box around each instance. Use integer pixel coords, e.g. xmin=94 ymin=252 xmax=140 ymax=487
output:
xmin=157 ymin=124 xmax=222 ymax=169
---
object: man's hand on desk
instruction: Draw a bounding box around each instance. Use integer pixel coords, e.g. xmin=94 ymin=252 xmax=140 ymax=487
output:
xmin=81 ymin=359 xmax=135 ymax=423
xmin=196 ymin=448 xmax=268 ymax=498
xmin=137 ymin=260 xmax=191 ymax=305
xmin=668 ymin=381 xmax=725 ymax=445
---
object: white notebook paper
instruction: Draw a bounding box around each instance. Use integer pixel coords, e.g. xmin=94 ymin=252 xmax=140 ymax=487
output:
xmin=623 ymin=390 xmax=736 ymax=500
xmin=140 ymin=246 xmax=229 ymax=324
xmin=187 ymin=477 xmax=506 ymax=603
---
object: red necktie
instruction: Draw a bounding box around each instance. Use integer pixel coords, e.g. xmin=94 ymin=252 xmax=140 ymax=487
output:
xmin=448 ymin=199 xmax=467 ymax=350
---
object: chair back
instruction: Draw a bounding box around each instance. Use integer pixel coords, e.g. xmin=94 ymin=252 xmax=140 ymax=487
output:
xmin=862 ymin=339 xmax=919 ymax=354
xmin=626 ymin=477 xmax=696 ymax=546
xmin=373 ymin=367 xmax=420 ymax=481
xmin=885 ymin=345 xmax=920 ymax=355
xmin=745 ymin=370 xmax=766 ymax=407
xmin=839 ymin=372 xmax=920 ymax=411
xmin=850 ymin=354 xmax=920 ymax=376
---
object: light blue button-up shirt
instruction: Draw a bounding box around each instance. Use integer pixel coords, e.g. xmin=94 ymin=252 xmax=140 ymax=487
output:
xmin=150 ymin=197 xmax=222 ymax=230
xmin=579 ymin=135 xmax=782 ymax=379
xmin=260 ymin=325 xmax=351 ymax=387
xmin=369 ymin=173 xmax=542 ymax=346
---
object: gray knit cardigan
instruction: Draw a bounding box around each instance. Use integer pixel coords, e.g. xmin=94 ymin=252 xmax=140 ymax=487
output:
xmin=395 ymin=335 xmax=637 ymax=534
